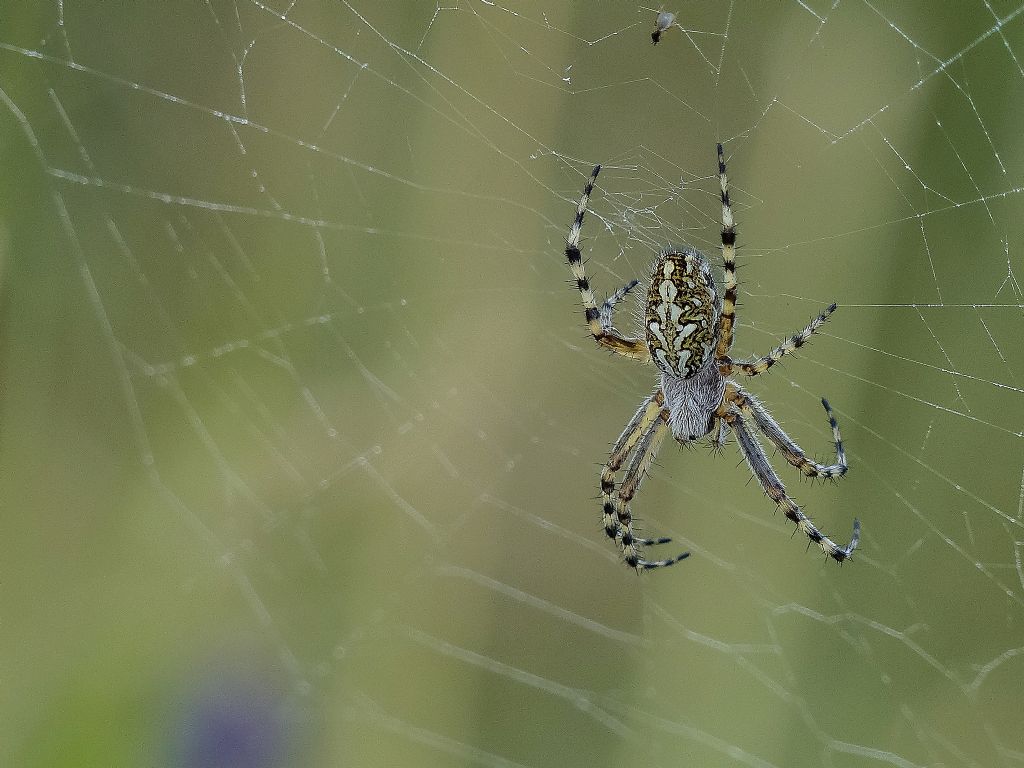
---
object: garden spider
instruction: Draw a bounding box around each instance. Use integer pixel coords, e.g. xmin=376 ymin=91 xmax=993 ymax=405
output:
xmin=564 ymin=144 xmax=860 ymax=571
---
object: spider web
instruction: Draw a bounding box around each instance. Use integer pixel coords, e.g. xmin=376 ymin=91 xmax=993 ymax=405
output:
xmin=2 ymin=2 xmax=1024 ymax=766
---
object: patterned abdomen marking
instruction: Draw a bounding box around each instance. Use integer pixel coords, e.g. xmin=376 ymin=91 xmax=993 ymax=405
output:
xmin=645 ymin=247 xmax=719 ymax=378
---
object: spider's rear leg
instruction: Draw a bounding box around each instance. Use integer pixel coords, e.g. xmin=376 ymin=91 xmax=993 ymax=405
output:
xmin=601 ymin=393 xmax=663 ymax=541
xmin=709 ymin=416 xmax=729 ymax=453
xmin=817 ymin=397 xmax=848 ymax=477
xmin=614 ymin=418 xmax=691 ymax=570
xmin=727 ymin=386 xmax=847 ymax=479
xmin=618 ymin=530 xmax=673 ymax=547
xmin=728 ymin=409 xmax=859 ymax=562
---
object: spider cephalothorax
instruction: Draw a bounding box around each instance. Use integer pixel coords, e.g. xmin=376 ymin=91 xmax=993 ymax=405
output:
xmin=564 ymin=144 xmax=860 ymax=571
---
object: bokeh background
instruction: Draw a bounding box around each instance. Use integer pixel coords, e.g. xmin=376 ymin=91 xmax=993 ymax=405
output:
xmin=2 ymin=2 xmax=1024 ymax=766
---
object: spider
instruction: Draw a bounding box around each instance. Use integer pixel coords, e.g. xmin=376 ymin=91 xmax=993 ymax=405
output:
xmin=564 ymin=144 xmax=860 ymax=571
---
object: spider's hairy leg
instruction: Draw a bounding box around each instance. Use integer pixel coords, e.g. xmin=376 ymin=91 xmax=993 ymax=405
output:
xmin=715 ymin=142 xmax=739 ymax=359
xmin=599 ymin=278 xmax=640 ymax=335
xmin=722 ymin=303 xmax=838 ymax=377
xmin=601 ymin=393 xmax=665 ymax=542
xmin=727 ymin=385 xmax=847 ymax=478
xmin=564 ymin=166 xmax=650 ymax=360
xmin=727 ymin=409 xmax=859 ymax=562
xmin=614 ymin=414 xmax=691 ymax=570
xmin=820 ymin=397 xmax=847 ymax=474
xmin=565 ymin=164 xmax=601 ymax=324
xmin=709 ymin=417 xmax=729 ymax=453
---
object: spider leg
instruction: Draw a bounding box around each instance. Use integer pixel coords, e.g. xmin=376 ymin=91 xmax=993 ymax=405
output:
xmin=599 ymin=392 xmax=674 ymax=549
xmin=727 ymin=386 xmax=847 ymax=478
xmin=601 ymin=392 xmax=664 ymax=542
xmin=599 ymin=279 xmax=640 ymax=337
xmin=565 ymin=166 xmax=651 ymax=361
xmin=726 ymin=407 xmax=859 ymax=562
xmin=709 ymin=416 xmax=730 ymax=452
xmin=715 ymin=142 xmax=739 ymax=359
xmin=720 ymin=304 xmax=837 ymax=376
xmin=613 ymin=414 xmax=691 ymax=570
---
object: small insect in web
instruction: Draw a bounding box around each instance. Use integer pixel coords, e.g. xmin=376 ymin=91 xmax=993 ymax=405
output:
xmin=651 ymin=11 xmax=676 ymax=44
xmin=564 ymin=145 xmax=860 ymax=571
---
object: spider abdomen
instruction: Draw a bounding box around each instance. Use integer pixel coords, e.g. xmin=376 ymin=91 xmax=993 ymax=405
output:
xmin=645 ymin=247 xmax=720 ymax=378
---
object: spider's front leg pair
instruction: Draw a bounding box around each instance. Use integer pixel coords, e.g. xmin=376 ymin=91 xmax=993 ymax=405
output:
xmin=564 ymin=165 xmax=652 ymax=363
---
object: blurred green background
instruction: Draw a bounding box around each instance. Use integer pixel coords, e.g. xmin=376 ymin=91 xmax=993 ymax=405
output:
xmin=2 ymin=2 xmax=1023 ymax=766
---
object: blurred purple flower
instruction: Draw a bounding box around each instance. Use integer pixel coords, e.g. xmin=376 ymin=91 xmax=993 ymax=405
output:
xmin=171 ymin=675 xmax=286 ymax=768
